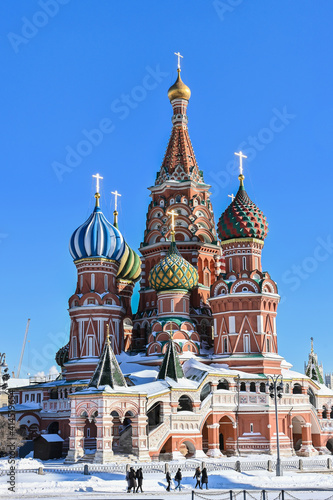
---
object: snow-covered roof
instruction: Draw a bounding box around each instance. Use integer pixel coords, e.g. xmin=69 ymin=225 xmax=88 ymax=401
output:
xmin=38 ymin=434 xmax=63 ymax=442
xmin=0 ymin=403 xmax=41 ymax=413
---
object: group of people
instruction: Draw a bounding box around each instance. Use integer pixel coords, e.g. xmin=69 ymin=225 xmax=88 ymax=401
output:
xmin=126 ymin=467 xmax=144 ymax=493
xmin=127 ymin=466 xmax=209 ymax=492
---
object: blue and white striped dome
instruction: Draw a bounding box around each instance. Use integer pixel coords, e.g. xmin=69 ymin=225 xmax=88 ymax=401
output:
xmin=69 ymin=205 xmax=125 ymax=261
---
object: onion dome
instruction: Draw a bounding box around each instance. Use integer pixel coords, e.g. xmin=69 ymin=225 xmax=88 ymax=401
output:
xmin=218 ymin=176 xmax=268 ymax=241
xmin=117 ymin=242 xmax=141 ymax=282
xmin=149 ymin=239 xmax=198 ymax=291
xmin=168 ymin=69 xmax=191 ymax=101
xmin=69 ymin=194 xmax=125 ymax=261
xmin=55 ymin=342 xmax=69 ymax=367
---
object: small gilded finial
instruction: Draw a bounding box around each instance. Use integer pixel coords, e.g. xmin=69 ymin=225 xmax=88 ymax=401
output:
xmin=93 ymin=173 xmax=103 ymax=207
xmin=106 ymin=323 xmax=111 ymax=344
xmin=169 ymin=321 xmax=174 ymax=340
xmin=234 ymin=151 xmax=247 ymax=186
xmin=167 ymin=209 xmax=178 ymax=242
xmin=111 ymin=190 xmax=122 ymax=227
xmin=168 ymin=52 xmax=191 ymax=102
xmin=311 ymin=337 xmax=314 ymax=354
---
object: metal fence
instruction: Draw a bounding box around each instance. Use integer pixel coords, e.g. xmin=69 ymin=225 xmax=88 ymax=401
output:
xmin=192 ymin=490 xmax=333 ymax=500
xmin=0 ymin=457 xmax=332 ymax=477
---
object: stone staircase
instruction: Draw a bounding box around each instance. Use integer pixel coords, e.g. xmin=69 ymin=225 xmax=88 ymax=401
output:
xmin=77 ymin=452 xmax=96 ymax=463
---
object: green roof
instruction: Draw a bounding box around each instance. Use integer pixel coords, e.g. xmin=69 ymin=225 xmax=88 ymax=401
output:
xmin=158 ymin=340 xmax=184 ymax=382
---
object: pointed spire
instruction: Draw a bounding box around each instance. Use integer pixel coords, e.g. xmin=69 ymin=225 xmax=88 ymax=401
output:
xmin=89 ymin=324 xmax=127 ymax=389
xmin=158 ymin=338 xmax=184 ymax=382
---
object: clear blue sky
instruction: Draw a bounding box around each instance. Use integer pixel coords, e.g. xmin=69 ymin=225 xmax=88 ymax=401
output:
xmin=1 ymin=1 xmax=332 ymax=378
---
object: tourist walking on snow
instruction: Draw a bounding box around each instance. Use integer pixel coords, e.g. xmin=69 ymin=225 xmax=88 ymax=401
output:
xmin=174 ymin=468 xmax=182 ymax=490
xmin=128 ymin=467 xmax=137 ymax=493
xmin=193 ymin=466 xmax=202 ymax=489
xmin=136 ymin=467 xmax=144 ymax=493
xmin=201 ymin=467 xmax=209 ymax=489
xmin=166 ymin=470 xmax=172 ymax=491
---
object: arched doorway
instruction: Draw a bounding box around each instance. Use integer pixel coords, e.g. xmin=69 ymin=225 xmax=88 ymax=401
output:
xmin=119 ymin=411 xmax=133 ymax=454
xmin=292 ymin=416 xmax=305 ymax=452
xmin=147 ymin=402 xmax=162 ymax=430
xmin=84 ymin=414 xmax=97 ymax=452
xmin=327 ymin=438 xmax=333 ymax=454
xmin=179 ymin=440 xmax=196 ymax=458
xmin=48 ymin=421 xmax=59 ymax=434
xmin=111 ymin=411 xmax=121 ymax=453
xmin=219 ymin=416 xmax=235 ymax=455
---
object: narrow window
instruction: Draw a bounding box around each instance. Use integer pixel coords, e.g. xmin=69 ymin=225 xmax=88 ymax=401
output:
xmin=31 ymin=394 xmax=35 ymax=402
xmin=88 ymin=337 xmax=93 ymax=356
xmin=91 ymin=273 xmax=95 ymax=291
xmin=255 ymin=256 xmax=258 ymax=269
xmin=80 ymin=274 xmax=83 ymax=291
xmin=267 ymin=338 xmax=270 ymax=352
xmin=171 ymin=299 xmax=174 ymax=312
xmin=73 ymin=338 xmax=77 ymax=358
xmin=25 ymin=394 xmax=29 ymax=402
xmin=229 ymin=257 xmax=232 ymax=271
xmin=242 ymin=256 xmax=247 ymax=270
xmin=87 ymin=428 xmax=90 ymax=438
xmin=250 ymin=423 xmax=254 ymax=433
xmin=37 ymin=394 xmax=41 ymax=403
xmin=224 ymin=337 xmax=228 ymax=353
xmin=244 ymin=334 xmax=250 ymax=353
xmin=183 ymin=299 xmax=186 ymax=313
xmin=160 ymin=300 xmax=163 ymax=313
xmin=104 ymin=274 xmax=108 ymax=291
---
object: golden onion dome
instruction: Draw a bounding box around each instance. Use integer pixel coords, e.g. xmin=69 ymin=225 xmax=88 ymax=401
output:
xmin=149 ymin=240 xmax=198 ymax=292
xmin=167 ymin=69 xmax=191 ymax=101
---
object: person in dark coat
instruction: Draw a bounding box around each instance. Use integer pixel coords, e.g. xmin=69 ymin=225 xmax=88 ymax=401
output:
xmin=136 ymin=467 xmax=144 ymax=493
xmin=193 ymin=466 xmax=202 ymax=489
xmin=174 ymin=468 xmax=182 ymax=491
xmin=128 ymin=467 xmax=137 ymax=493
xmin=201 ymin=467 xmax=209 ymax=489
xmin=166 ymin=470 xmax=172 ymax=491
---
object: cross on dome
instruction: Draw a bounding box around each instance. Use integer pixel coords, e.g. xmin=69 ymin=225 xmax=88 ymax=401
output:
xmin=167 ymin=209 xmax=178 ymax=234
xmin=174 ymin=51 xmax=183 ymax=70
xmin=93 ymin=173 xmax=103 ymax=193
xmin=111 ymin=190 xmax=122 ymax=211
xmin=228 ymin=194 xmax=235 ymax=202
xmin=234 ymin=151 xmax=247 ymax=176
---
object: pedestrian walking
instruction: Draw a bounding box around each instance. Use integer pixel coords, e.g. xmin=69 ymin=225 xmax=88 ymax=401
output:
xmin=126 ymin=468 xmax=131 ymax=492
xmin=174 ymin=468 xmax=182 ymax=491
xmin=201 ymin=467 xmax=209 ymax=489
xmin=166 ymin=470 xmax=172 ymax=491
xmin=193 ymin=466 xmax=202 ymax=489
xmin=136 ymin=467 xmax=144 ymax=493
xmin=128 ymin=467 xmax=137 ymax=493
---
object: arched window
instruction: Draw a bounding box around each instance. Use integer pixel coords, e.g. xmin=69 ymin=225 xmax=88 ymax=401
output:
xmin=171 ymin=299 xmax=174 ymax=312
xmin=160 ymin=299 xmax=163 ymax=313
xmin=293 ymin=383 xmax=302 ymax=395
xmin=267 ymin=338 xmax=270 ymax=352
xmin=200 ymin=382 xmax=211 ymax=401
xmin=91 ymin=273 xmax=95 ymax=291
xmin=285 ymin=383 xmax=290 ymax=394
xmin=242 ymin=256 xmax=247 ymax=270
xmin=177 ymin=395 xmax=193 ymax=412
xmin=104 ymin=274 xmax=108 ymax=291
xmin=255 ymin=256 xmax=258 ymax=269
xmin=244 ymin=335 xmax=250 ymax=353
xmin=80 ymin=274 xmax=83 ymax=291
xmin=176 ymin=195 xmax=181 ymax=203
xmin=229 ymin=257 xmax=232 ymax=271
xmin=240 ymin=382 xmax=246 ymax=392
xmin=160 ymin=199 xmax=164 ymax=207
xmin=224 ymin=338 xmax=228 ymax=353
xmin=260 ymin=382 xmax=266 ymax=393
xmin=73 ymin=337 xmax=77 ymax=358
xmin=308 ymin=388 xmax=316 ymax=407
xmin=183 ymin=299 xmax=186 ymax=313
xmin=217 ymin=379 xmax=229 ymax=390
xmin=322 ymin=406 xmax=327 ymax=419
xmin=250 ymin=382 xmax=256 ymax=392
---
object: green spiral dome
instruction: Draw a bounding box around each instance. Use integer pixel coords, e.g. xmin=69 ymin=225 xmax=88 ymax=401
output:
xmin=149 ymin=240 xmax=198 ymax=291
xmin=117 ymin=243 xmax=141 ymax=282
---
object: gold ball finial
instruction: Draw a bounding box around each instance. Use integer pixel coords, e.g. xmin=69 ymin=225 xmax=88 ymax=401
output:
xmin=167 ymin=69 xmax=191 ymax=102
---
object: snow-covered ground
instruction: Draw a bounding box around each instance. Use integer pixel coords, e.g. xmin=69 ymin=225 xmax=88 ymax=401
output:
xmin=1 ymin=458 xmax=333 ymax=499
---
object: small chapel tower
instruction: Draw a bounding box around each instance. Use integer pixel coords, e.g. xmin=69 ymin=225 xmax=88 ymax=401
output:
xmin=210 ymin=156 xmax=281 ymax=374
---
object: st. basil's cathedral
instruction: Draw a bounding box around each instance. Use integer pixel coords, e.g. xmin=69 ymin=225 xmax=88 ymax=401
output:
xmin=3 ymin=61 xmax=333 ymax=463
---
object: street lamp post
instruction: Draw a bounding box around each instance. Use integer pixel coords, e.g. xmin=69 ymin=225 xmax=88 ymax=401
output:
xmin=267 ymin=374 xmax=283 ymax=476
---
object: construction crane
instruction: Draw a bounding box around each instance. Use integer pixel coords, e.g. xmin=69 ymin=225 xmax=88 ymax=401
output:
xmin=17 ymin=319 xmax=30 ymax=378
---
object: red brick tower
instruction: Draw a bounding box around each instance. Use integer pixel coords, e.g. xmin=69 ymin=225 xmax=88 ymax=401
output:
xmin=210 ymin=160 xmax=281 ymax=374
xmin=134 ymin=64 xmax=223 ymax=348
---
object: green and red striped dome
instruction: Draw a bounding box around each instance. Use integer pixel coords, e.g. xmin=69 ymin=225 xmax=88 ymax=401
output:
xmin=218 ymin=179 xmax=268 ymax=241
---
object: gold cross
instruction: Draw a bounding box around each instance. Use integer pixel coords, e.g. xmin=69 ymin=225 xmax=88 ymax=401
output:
xmin=228 ymin=194 xmax=235 ymax=202
xmin=111 ymin=190 xmax=122 ymax=211
xmin=174 ymin=51 xmax=183 ymax=70
xmin=106 ymin=323 xmax=111 ymax=344
xmin=92 ymin=173 xmax=103 ymax=193
xmin=167 ymin=209 xmax=178 ymax=233
xmin=234 ymin=151 xmax=247 ymax=176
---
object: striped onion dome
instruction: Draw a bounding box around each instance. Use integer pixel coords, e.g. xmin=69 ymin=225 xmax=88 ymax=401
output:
xmin=218 ymin=176 xmax=268 ymax=242
xmin=149 ymin=239 xmax=198 ymax=291
xmin=69 ymin=203 xmax=125 ymax=261
xmin=117 ymin=242 xmax=141 ymax=282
